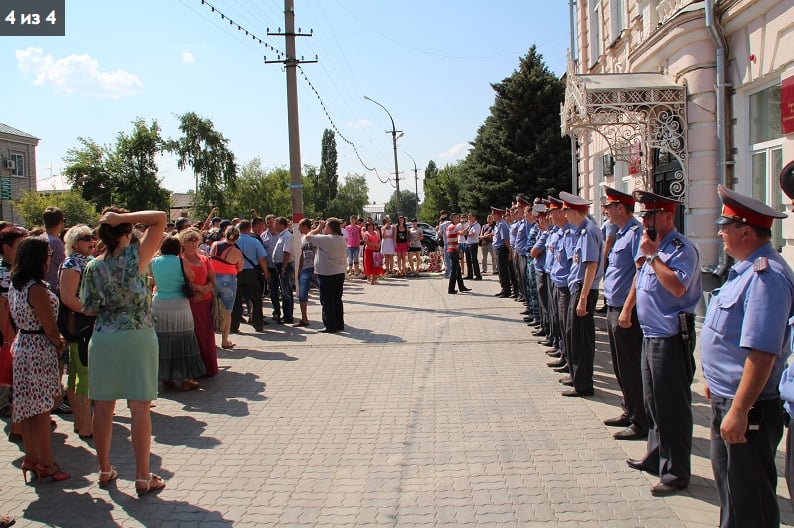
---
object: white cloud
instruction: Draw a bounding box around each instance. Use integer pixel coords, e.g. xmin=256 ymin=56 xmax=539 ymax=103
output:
xmin=15 ymin=47 xmax=143 ymax=98
xmin=437 ymin=142 xmax=471 ymax=160
xmin=181 ymin=51 xmax=195 ymax=64
xmin=345 ymin=119 xmax=370 ymax=129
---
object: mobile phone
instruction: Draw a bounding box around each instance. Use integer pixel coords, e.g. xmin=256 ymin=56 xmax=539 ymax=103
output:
xmin=646 ymin=227 xmax=657 ymax=241
xmin=747 ymin=406 xmax=762 ymax=432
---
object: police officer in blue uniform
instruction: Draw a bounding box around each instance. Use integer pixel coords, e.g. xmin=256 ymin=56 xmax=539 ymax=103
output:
xmin=559 ymin=191 xmax=604 ymax=397
xmin=513 ymin=198 xmax=530 ymax=304
xmin=624 ymin=190 xmax=701 ymax=497
xmin=602 ymin=187 xmax=648 ymax=440
xmin=701 ymin=185 xmax=793 ymax=527
xmin=547 ymin=196 xmax=576 ymax=373
xmin=492 ymin=207 xmax=512 ymax=298
xmin=524 ymin=202 xmax=542 ymax=326
xmin=532 ymin=202 xmax=555 ymax=344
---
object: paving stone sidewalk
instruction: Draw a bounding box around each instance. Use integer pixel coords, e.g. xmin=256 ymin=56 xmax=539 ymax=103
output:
xmin=1 ymin=272 xmax=793 ymax=527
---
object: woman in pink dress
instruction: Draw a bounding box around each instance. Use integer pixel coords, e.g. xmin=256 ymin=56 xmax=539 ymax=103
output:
xmin=179 ymin=229 xmax=218 ymax=377
xmin=362 ymin=223 xmax=384 ymax=285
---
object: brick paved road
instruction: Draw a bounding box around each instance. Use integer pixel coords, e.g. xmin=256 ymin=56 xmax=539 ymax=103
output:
xmin=1 ymin=273 xmax=793 ymax=527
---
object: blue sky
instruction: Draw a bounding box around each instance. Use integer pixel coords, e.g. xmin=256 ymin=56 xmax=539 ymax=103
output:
xmin=2 ymin=0 xmax=571 ymax=206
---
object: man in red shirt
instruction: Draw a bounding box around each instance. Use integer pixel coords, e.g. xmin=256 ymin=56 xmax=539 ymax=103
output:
xmin=446 ymin=213 xmax=471 ymax=295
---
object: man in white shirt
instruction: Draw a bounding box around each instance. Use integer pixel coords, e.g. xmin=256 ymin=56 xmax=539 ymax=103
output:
xmin=464 ymin=213 xmax=482 ymax=280
xmin=273 ymin=217 xmax=295 ymax=324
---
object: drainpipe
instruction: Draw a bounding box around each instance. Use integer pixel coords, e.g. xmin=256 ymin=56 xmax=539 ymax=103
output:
xmin=569 ymin=0 xmax=578 ymax=193
xmin=705 ymin=0 xmax=729 ymax=278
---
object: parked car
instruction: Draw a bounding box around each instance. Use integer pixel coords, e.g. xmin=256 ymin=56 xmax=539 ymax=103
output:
xmin=419 ymin=226 xmax=438 ymax=255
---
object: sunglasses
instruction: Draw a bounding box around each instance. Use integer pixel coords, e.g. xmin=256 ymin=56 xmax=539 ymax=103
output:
xmin=79 ymin=235 xmax=96 ymax=242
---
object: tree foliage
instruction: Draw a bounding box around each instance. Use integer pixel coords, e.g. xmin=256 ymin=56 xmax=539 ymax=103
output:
xmin=226 ymin=159 xmax=292 ymax=219
xmin=460 ymin=46 xmax=571 ymax=212
xmin=171 ymin=112 xmax=237 ymax=219
xmin=385 ymin=190 xmax=419 ymax=221
xmin=16 ymin=190 xmax=99 ymax=228
xmin=419 ymin=161 xmax=465 ymax=223
xmin=326 ymin=173 xmax=369 ymax=219
xmin=311 ymin=129 xmax=339 ymax=216
xmin=62 ymin=137 xmax=113 ymax=211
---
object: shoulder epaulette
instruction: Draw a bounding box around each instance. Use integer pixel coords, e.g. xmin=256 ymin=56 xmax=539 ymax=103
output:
xmin=754 ymin=257 xmax=769 ymax=272
xmin=580 ymin=228 xmax=587 ymax=235
xmin=672 ymin=238 xmax=684 ymax=250
xmin=630 ymin=225 xmax=640 ymax=231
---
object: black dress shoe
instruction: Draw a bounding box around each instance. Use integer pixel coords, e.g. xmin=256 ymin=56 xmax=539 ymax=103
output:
xmin=532 ymin=329 xmax=547 ymax=337
xmin=318 ymin=328 xmax=338 ymax=334
xmin=520 ymin=310 xmax=530 ymax=315
xmin=546 ymin=350 xmax=561 ymax=358
xmin=558 ymin=376 xmax=573 ymax=386
xmin=603 ymin=415 xmax=631 ymax=427
xmin=448 ymin=290 xmax=457 ymax=294
xmin=460 ymin=287 xmax=472 ymax=292
xmin=463 ymin=276 xmax=473 ymax=280
xmin=613 ymin=426 xmax=647 ymax=440
xmin=561 ymin=388 xmax=594 ymax=397
xmin=538 ymin=338 xmax=554 ymax=346
xmin=547 ymin=358 xmax=566 ymax=368
xmin=552 ymin=365 xmax=570 ymax=373
xmin=498 ymin=293 xmax=512 ymax=298
xmin=543 ymin=347 xmax=559 ymax=355
xmin=626 ymin=458 xmax=658 ymax=475
xmin=474 ymin=277 xmax=482 ymax=281
xmin=528 ymin=321 xmax=540 ymax=327
xmin=523 ymin=316 xmax=533 ymax=322
xmin=494 ymin=291 xmax=507 ymax=297
xmin=650 ymin=481 xmax=687 ymax=497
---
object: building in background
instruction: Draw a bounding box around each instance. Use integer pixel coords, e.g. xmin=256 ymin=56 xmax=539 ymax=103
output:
xmin=0 ymin=123 xmax=39 ymax=224
xmin=562 ymin=0 xmax=794 ymax=295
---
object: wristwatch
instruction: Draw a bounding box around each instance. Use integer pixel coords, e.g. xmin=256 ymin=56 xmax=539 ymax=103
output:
xmin=646 ymin=253 xmax=659 ymax=265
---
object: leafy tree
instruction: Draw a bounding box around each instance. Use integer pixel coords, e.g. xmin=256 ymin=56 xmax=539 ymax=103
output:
xmin=385 ymin=190 xmax=418 ymax=222
xmin=424 ymin=160 xmax=438 ymax=182
xmin=227 ymin=159 xmax=292 ymax=218
xmin=62 ymin=137 xmax=114 ymax=211
xmin=311 ymin=129 xmax=339 ymax=215
xmin=460 ymin=45 xmax=571 ymax=212
xmin=171 ymin=112 xmax=237 ymax=219
xmin=327 ymin=173 xmax=369 ymax=219
xmin=419 ymin=161 xmax=465 ymax=223
xmin=108 ymin=118 xmax=171 ymax=212
xmin=16 ymin=190 xmax=99 ymax=228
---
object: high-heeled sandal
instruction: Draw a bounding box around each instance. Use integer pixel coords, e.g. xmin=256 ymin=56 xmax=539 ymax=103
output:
xmin=0 ymin=514 xmax=16 ymax=528
xmin=35 ymin=462 xmax=69 ymax=482
xmin=181 ymin=379 xmax=199 ymax=391
xmin=135 ymin=473 xmax=165 ymax=496
xmin=21 ymin=458 xmax=37 ymax=483
xmin=98 ymin=467 xmax=118 ymax=488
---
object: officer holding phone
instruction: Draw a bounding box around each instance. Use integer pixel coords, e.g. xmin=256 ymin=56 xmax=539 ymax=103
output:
xmin=701 ymin=185 xmax=793 ymax=527
xmin=622 ymin=190 xmax=701 ymax=497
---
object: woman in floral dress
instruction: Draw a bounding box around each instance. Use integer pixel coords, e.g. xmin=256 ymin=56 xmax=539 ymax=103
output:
xmin=10 ymin=237 xmax=68 ymax=482
xmin=81 ymin=208 xmax=167 ymax=495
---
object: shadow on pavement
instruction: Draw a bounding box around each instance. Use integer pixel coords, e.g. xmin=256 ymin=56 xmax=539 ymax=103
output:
xmin=161 ymin=370 xmax=267 ymax=417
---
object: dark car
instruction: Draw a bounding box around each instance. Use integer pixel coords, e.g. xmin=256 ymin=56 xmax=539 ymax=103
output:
xmin=419 ymin=226 xmax=438 ymax=255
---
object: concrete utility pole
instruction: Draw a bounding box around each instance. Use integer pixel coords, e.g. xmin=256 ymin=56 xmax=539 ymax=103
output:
xmin=402 ymin=150 xmax=420 ymax=218
xmin=364 ymin=96 xmax=402 ymax=216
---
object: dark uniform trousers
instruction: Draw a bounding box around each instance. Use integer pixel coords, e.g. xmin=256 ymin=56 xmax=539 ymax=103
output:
xmin=640 ymin=335 xmax=694 ymax=487
xmin=515 ymin=254 xmax=527 ymax=299
xmin=711 ymin=396 xmax=783 ymax=528
xmin=448 ymin=250 xmax=466 ymax=293
xmin=464 ymin=243 xmax=481 ymax=279
xmin=536 ymin=270 xmax=549 ymax=333
xmin=496 ymin=246 xmax=512 ymax=295
xmin=552 ymin=284 xmax=570 ymax=360
xmin=508 ymin=251 xmax=520 ymax=296
xmin=232 ymin=268 xmax=264 ymax=331
xmin=566 ymin=284 xmax=598 ymax=392
xmin=526 ymin=259 xmax=540 ymax=321
xmin=267 ymin=266 xmax=281 ymax=318
xmin=606 ymin=306 xmax=648 ymax=432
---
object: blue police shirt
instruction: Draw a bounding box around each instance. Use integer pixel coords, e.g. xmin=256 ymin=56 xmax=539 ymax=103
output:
xmin=568 ymin=217 xmax=604 ymax=290
xmin=493 ymin=219 xmax=510 ymax=249
xmin=634 ymin=228 xmax=701 ymax=338
xmin=542 ymin=226 xmax=559 ymax=274
xmin=533 ymin=227 xmax=549 ymax=271
xmin=513 ymin=219 xmax=528 ymax=256
xmin=237 ymin=233 xmax=268 ymax=270
xmin=527 ymin=222 xmax=539 ymax=259
xmin=701 ymin=243 xmax=794 ymax=399
xmin=603 ymin=217 xmax=642 ymax=307
xmin=550 ymin=223 xmax=575 ymax=288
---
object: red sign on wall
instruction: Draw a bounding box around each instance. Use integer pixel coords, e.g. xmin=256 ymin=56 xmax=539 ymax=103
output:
xmin=783 ymin=76 xmax=794 ymax=135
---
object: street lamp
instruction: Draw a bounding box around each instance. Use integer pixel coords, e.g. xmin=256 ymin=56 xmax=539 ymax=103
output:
xmin=364 ymin=95 xmax=402 ymax=215
xmin=402 ymin=150 xmax=420 ymax=218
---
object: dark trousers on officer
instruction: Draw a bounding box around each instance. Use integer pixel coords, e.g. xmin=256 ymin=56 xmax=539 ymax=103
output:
xmin=566 ymin=284 xmax=598 ymax=392
xmin=536 ymin=270 xmax=549 ymax=334
xmin=232 ymin=268 xmax=264 ymax=331
xmin=640 ymin=335 xmax=694 ymax=487
xmin=786 ymin=426 xmax=794 ymax=512
xmin=526 ymin=259 xmax=540 ymax=321
xmin=711 ymin=396 xmax=782 ymax=528
xmin=448 ymin=250 xmax=466 ymax=293
xmin=465 ymin=243 xmax=481 ymax=279
xmin=276 ymin=262 xmax=295 ymax=322
xmin=267 ymin=266 xmax=281 ymax=319
xmin=496 ymin=246 xmax=511 ymax=295
xmin=606 ymin=306 xmax=648 ymax=432
xmin=515 ymin=254 xmax=526 ymax=300
xmin=552 ymin=283 xmax=569 ymax=361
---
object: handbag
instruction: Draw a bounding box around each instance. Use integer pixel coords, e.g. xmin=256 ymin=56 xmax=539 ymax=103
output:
xmin=0 ymin=312 xmax=13 ymax=387
xmin=372 ymin=251 xmax=384 ymax=268
xmin=180 ymin=258 xmax=194 ymax=298
xmin=211 ymin=293 xmax=226 ymax=333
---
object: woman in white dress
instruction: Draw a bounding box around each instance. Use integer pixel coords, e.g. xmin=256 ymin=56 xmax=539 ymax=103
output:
xmin=380 ymin=216 xmax=396 ymax=274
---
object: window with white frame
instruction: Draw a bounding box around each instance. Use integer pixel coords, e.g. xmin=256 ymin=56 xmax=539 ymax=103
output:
xmin=589 ymin=0 xmax=602 ymax=67
xmin=610 ymin=0 xmax=625 ymax=45
xmin=9 ymin=153 xmax=24 ymax=178
xmin=748 ymin=84 xmax=784 ymax=251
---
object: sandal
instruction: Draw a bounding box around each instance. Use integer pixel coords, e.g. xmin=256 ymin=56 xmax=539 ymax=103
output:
xmin=135 ymin=473 xmax=165 ymax=496
xmin=181 ymin=379 xmax=199 ymax=391
xmin=292 ymin=320 xmax=309 ymax=327
xmin=98 ymin=467 xmax=118 ymax=488
xmin=221 ymin=343 xmax=236 ymax=350
xmin=0 ymin=515 xmax=16 ymax=528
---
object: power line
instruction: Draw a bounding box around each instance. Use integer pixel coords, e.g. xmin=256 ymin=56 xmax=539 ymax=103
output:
xmin=197 ymin=0 xmax=286 ymax=59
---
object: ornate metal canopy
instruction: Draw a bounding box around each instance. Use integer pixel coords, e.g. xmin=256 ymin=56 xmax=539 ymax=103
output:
xmin=561 ymin=58 xmax=688 ymax=201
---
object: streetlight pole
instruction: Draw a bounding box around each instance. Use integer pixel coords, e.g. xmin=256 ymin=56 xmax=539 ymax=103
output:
xmin=402 ymin=150 xmax=420 ymax=218
xmin=364 ymin=96 xmax=402 ymax=215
